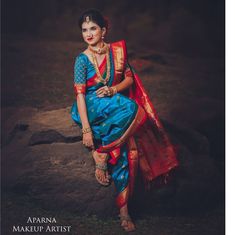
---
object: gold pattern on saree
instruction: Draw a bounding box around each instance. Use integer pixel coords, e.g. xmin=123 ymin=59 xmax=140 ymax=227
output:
xmin=74 ymin=84 xmax=86 ymax=94
xmin=112 ymin=42 xmax=125 ymax=82
xmin=99 ymin=105 xmax=146 ymax=152
xmin=110 ymin=148 xmax=120 ymax=159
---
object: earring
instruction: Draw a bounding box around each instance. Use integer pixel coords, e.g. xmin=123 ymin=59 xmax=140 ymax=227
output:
xmin=102 ymin=36 xmax=104 ymax=39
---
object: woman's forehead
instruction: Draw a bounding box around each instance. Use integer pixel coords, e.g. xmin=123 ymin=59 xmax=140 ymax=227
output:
xmin=82 ymin=21 xmax=100 ymax=29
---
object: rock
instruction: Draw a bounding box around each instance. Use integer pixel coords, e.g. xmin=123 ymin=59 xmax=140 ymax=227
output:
xmin=131 ymin=121 xmax=224 ymax=215
xmin=29 ymin=130 xmax=66 ymax=145
xmin=4 ymin=123 xmax=29 ymax=146
xmin=3 ymin=138 xmax=117 ymax=217
xmin=28 ymin=107 xmax=82 ymax=138
xmin=2 ymin=107 xmax=224 ymax=217
xmin=28 ymin=130 xmax=81 ymax=145
xmin=195 ymin=114 xmax=225 ymax=163
xmin=1 ymin=107 xmax=37 ymax=146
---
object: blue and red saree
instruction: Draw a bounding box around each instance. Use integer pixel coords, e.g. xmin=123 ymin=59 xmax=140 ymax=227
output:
xmin=71 ymin=40 xmax=178 ymax=209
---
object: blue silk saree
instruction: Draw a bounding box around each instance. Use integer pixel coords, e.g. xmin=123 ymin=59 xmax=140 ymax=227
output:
xmin=71 ymin=41 xmax=178 ymax=208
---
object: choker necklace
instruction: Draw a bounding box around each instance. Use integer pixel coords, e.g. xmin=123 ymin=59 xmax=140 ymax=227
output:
xmin=90 ymin=48 xmax=110 ymax=85
xmin=89 ymin=42 xmax=109 ymax=55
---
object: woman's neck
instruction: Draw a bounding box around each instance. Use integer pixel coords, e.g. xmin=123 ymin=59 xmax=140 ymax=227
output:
xmin=90 ymin=40 xmax=105 ymax=50
xmin=88 ymin=41 xmax=109 ymax=55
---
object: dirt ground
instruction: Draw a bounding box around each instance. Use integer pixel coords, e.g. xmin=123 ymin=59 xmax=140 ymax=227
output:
xmin=2 ymin=191 xmax=224 ymax=235
xmin=1 ymin=38 xmax=225 ymax=235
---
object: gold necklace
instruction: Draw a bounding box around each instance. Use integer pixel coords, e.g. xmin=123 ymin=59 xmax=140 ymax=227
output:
xmin=91 ymin=49 xmax=111 ymax=85
xmin=89 ymin=42 xmax=109 ymax=55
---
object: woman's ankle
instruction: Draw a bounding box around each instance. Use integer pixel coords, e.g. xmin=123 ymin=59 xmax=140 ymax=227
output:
xmin=120 ymin=204 xmax=129 ymax=216
xmin=92 ymin=151 xmax=108 ymax=163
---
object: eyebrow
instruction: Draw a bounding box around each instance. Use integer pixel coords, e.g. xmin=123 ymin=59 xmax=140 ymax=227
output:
xmin=82 ymin=25 xmax=97 ymax=30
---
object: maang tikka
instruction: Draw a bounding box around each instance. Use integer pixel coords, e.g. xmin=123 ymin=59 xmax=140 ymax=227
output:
xmin=85 ymin=16 xmax=90 ymax=23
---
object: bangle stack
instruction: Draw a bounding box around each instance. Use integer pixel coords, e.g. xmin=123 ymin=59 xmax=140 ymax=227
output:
xmin=82 ymin=127 xmax=92 ymax=134
xmin=109 ymin=86 xmax=117 ymax=96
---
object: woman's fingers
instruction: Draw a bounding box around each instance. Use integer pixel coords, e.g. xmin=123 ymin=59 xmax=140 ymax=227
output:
xmin=97 ymin=94 xmax=105 ymax=97
xmin=88 ymin=140 xmax=94 ymax=147
xmin=96 ymin=86 xmax=109 ymax=96
xmin=83 ymin=133 xmax=94 ymax=148
xmin=96 ymin=90 xmax=103 ymax=95
xmin=97 ymin=90 xmax=106 ymax=96
xmin=96 ymin=86 xmax=106 ymax=93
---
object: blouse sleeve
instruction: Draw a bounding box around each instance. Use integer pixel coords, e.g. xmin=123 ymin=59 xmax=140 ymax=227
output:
xmin=73 ymin=55 xmax=87 ymax=95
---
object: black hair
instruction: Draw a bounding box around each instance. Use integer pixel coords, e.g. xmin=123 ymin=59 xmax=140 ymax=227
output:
xmin=78 ymin=9 xmax=109 ymax=31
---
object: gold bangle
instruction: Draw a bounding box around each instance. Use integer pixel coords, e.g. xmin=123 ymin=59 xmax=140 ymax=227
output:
xmin=111 ymin=86 xmax=117 ymax=95
xmin=82 ymin=127 xmax=92 ymax=134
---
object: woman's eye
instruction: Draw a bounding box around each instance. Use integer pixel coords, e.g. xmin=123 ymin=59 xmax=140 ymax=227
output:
xmin=82 ymin=29 xmax=87 ymax=32
xmin=91 ymin=27 xmax=97 ymax=31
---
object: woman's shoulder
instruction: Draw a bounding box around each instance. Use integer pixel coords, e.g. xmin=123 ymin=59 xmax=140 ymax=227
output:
xmin=74 ymin=51 xmax=89 ymax=65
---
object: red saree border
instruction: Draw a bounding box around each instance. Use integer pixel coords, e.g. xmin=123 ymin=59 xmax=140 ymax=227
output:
xmin=127 ymin=137 xmax=138 ymax=197
xmin=116 ymin=185 xmax=129 ymax=209
xmin=74 ymin=84 xmax=86 ymax=96
xmin=110 ymin=40 xmax=127 ymax=85
xmin=109 ymin=148 xmax=121 ymax=165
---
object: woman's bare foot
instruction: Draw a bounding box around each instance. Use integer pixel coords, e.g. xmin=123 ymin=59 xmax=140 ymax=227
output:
xmin=119 ymin=204 xmax=136 ymax=232
xmin=92 ymin=150 xmax=110 ymax=185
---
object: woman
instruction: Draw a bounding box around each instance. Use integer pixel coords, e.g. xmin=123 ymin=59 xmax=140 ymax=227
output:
xmin=71 ymin=9 xmax=178 ymax=232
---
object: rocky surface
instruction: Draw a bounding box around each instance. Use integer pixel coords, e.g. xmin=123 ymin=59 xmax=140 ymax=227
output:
xmin=1 ymin=105 xmax=224 ymax=217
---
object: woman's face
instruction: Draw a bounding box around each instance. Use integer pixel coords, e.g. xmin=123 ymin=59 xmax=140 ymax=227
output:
xmin=81 ymin=21 xmax=106 ymax=46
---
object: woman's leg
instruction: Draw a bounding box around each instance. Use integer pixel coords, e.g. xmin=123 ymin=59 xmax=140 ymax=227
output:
xmin=92 ymin=150 xmax=110 ymax=184
xmin=119 ymin=204 xmax=135 ymax=232
xmin=111 ymin=144 xmax=135 ymax=231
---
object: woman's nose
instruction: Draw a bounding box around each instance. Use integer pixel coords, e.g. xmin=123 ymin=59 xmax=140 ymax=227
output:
xmin=87 ymin=31 xmax=92 ymax=37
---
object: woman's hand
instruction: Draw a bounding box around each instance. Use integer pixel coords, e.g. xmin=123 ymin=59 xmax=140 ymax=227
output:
xmin=96 ymin=85 xmax=112 ymax=97
xmin=83 ymin=132 xmax=94 ymax=149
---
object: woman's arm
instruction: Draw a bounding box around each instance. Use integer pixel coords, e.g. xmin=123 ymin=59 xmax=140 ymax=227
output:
xmin=77 ymin=94 xmax=90 ymax=128
xmin=96 ymin=65 xmax=133 ymax=97
xmin=73 ymin=55 xmax=94 ymax=148
xmin=76 ymin=94 xmax=94 ymax=148
xmin=113 ymin=68 xmax=133 ymax=93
